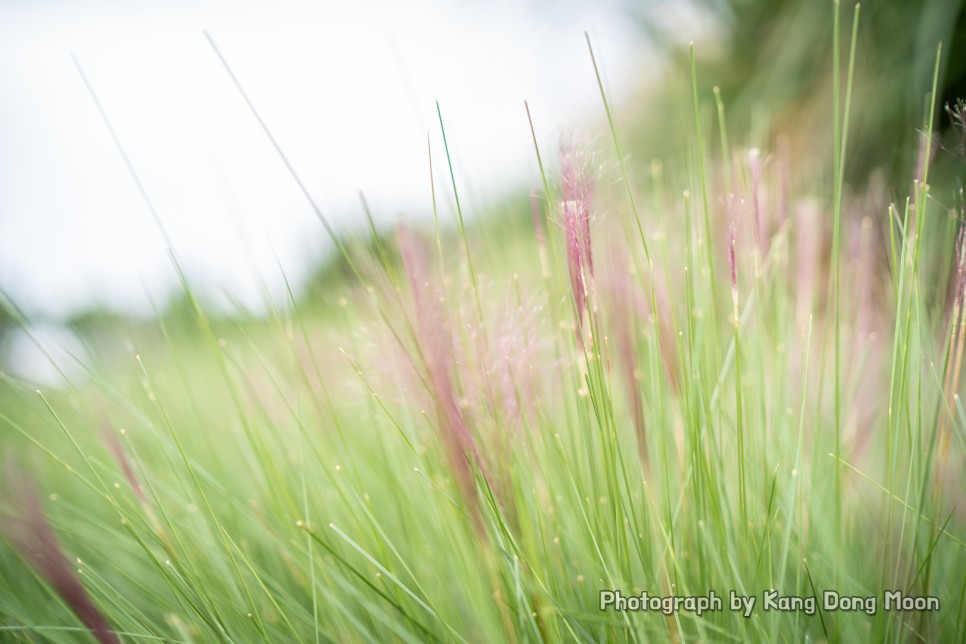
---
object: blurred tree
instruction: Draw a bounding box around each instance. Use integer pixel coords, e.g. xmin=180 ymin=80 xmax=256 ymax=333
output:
xmin=628 ymin=0 xmax=965 ymax=186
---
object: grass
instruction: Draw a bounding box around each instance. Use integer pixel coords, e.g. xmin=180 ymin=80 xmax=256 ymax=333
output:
xmin=2 ymin=3 xmax=966 ymax=642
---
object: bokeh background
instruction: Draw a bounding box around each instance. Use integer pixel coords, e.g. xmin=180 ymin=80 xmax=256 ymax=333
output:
xmin=1 ymin=0 xmax=965 ymax=382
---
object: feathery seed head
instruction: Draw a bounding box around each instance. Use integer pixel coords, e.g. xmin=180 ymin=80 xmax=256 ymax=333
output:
xmin=559 ymin=140 xmax=597 ymax=339
xmin=394 ymin=225 xmax=488 ymax=531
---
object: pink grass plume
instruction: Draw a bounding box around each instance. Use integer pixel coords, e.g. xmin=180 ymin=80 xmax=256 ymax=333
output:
xmin=559 ymin=140 xmax=596 ymax=342
xmin=1 ymin=464 xmax=121 ymax=644
xmin=396 ymin=225 xmax=489 ymax=532
xmin=103 ymin=425 xmax=146 ymax=504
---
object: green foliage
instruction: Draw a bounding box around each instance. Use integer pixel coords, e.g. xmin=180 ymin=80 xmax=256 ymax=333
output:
xmin=2 ymin=3 xmax=966 ymax=642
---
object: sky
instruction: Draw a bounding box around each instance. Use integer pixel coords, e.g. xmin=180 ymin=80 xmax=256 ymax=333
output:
xmin=0 ymin=0 xmax=665 ymax=319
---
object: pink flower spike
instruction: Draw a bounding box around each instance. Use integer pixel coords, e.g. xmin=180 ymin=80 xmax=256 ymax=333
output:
xmin=103 ymin=426 xmax=146 ymax=504
xmin=560 ymin=142 xmax=595 ymax=278
xmin=563 ymin=199 xmax=587 ymax=327
xmin=395 ymin=224 xmax=489 ymax=533
xmin=559 ymin=140 xmax=596 ymax=341
xmin=1 ymin=466 xmax=120 ymax=644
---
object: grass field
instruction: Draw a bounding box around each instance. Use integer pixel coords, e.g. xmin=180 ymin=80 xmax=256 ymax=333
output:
xmin=2 ymin=3 xmax=966 ymax=642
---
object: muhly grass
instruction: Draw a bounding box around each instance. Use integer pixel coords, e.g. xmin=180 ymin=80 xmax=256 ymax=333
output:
xmin=2 ymin=5 xmax=966 ymax=642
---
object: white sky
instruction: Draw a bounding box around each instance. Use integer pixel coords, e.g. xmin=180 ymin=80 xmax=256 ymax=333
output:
xmin=0 ymin=0 xmax=659 ymax=319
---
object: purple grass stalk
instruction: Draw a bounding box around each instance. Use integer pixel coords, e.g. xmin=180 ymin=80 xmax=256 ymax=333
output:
xmin=559 ymin=141 xmax=596 ymax=343
xmin=560 ymin=147 xmax=594 ymax=279
xmin=1 ymin=466 xmax=120 ymax=644
xmin=562 ymin=199 xmax=588 ymax=331
xmin=396 ymin=225 xmax=488 ymax=531
xmin=102 ymin=426 xmax=146 ymax=504
xmin=604 ymin=253 xmax=648 ymax=466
